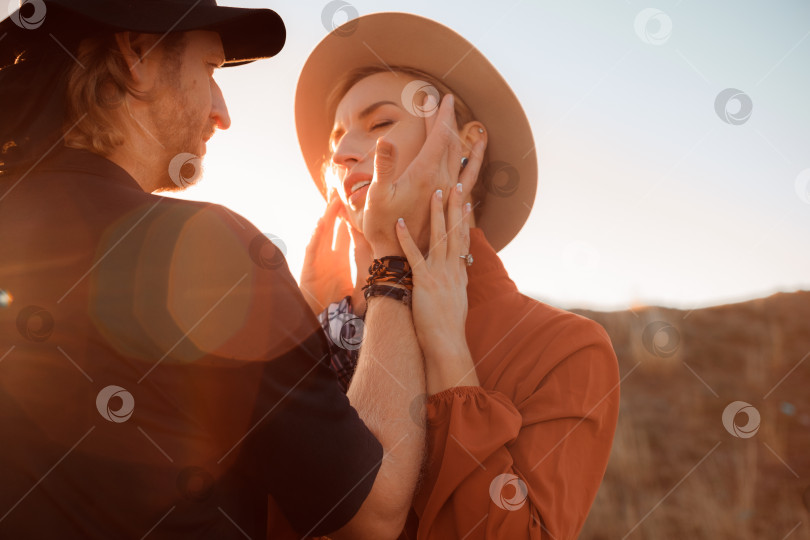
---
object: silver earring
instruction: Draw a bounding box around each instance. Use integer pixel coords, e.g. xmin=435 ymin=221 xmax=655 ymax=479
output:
xmin=461 ymin=156 xmax=469 ymax=168
xmin=478 ymin=127 xmax=484 ymax=133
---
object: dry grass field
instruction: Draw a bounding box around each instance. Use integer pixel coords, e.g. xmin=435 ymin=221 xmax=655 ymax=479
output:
xmin=573 ymin=291 xmax=810 ymax=539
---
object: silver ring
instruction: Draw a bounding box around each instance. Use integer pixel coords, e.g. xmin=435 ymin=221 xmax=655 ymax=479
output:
xmin=459 ymin=254 xmax=474 ymax=266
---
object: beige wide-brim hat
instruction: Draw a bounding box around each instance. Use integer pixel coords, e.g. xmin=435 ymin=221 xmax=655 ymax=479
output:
xmin=295 ymin=12 xmax=537 ymax=252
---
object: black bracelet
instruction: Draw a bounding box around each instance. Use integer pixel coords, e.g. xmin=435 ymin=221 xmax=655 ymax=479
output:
xmin=366 ymin=256 xmax=413 ymax=290
xmin=363 ymin=284 xmax=412 ymax=306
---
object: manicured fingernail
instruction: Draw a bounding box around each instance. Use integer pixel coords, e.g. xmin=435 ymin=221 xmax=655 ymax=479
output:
xmin=397 ymin=217 xmax=405 ymax=228
xmin=456 ymin=182 xmax=463 ymax=194
xmin=465 ymin=202 xmax=472 ymax=214
xmin=436 ymin=189 xmax=443 ymax=200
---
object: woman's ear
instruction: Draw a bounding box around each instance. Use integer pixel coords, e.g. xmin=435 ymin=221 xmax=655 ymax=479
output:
xmin=459 ymin=121 xmax=488 ymax=160
xmin=113 ymin=32 xmax=163 ymax=91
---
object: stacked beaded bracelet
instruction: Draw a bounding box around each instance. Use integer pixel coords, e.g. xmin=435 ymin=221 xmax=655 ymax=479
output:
xmin=363 ymin=256 xmax=413 ymax=305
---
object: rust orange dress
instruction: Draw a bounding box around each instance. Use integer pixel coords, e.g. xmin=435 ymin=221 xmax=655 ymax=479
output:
xmin=268 ymin=227 xmax=620 ymax=539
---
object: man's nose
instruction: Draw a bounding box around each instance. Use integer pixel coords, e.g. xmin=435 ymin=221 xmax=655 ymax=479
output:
xmin=211 ymin=79 xmax=231 ymax=130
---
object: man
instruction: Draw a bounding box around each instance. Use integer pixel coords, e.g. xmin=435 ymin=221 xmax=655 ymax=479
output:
xmin=0 ymin=2 xmax=432 ymax=538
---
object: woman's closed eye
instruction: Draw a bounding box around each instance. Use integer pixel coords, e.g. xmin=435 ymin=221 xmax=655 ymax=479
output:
xmin=371 ymin=120 xmax=394 ymax=131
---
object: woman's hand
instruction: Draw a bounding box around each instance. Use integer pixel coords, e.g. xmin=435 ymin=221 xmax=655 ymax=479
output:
xmin=300 ymin=191 xmax=354 ymax=315
xmin=363 ymin=94 xmax=463 ymax=258
xmin=396 ymin=181 xmax=481 ymax=395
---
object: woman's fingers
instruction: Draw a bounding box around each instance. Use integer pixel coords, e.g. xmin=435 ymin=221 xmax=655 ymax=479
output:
xmin=334 ymin=216 xmax=351 ymax=255
xmin=429 ymin=188 xmax=448 ymax=262
xmin=446 ymin=182 xmax=464 ymax=259
xmin=305 ymin=194 xmax=340 ymax=259
xmin=395 ymin=217 xmax=426 ymax=272
xmin=460 ymin=139 xmax=486 ymax=195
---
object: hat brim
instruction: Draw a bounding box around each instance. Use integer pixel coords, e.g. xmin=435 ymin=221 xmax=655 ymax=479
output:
xmin=0 ymin=1 xmax=285 ymax=66
xmin=295 ymin=12 xmax=537 ymax=252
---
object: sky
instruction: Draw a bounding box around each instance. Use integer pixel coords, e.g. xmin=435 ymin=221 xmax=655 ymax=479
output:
xmin=161 ymin=0 xmax=810 ymax=311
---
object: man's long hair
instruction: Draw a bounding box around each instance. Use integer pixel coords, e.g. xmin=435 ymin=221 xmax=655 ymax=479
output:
xmin=0 ymin=23 xmax=186 ymax=179
xmin=0 ymin=42 xmax=73 ymax=177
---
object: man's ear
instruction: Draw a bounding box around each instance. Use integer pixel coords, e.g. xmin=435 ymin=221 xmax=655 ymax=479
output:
xmin=113 ymin=32 xmax=163 ymax=90
xmin=459 ymin=121 xmax=488 ymax=161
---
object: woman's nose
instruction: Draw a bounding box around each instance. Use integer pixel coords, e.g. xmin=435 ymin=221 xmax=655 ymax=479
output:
xmin=331 ymin=132 xmax=368 ymax=169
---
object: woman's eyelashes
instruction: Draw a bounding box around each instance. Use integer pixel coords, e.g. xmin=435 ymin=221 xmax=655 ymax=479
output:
xmin=370 ymin=119 xmax=394 ymax=131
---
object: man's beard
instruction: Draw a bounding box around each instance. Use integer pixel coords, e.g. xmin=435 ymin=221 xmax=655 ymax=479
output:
xmin=149 ymin=81 xmax=209 ymax=192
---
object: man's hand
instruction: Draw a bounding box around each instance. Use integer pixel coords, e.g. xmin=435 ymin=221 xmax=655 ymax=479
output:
xmin=362 ymin=94 xmax=464 ymax=258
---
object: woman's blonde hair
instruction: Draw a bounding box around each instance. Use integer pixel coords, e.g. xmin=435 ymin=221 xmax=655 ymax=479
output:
xmin=327 ymin=65 xmax=489 ymax=220
xmin=63 ymin=33 xmax=186 ymax=156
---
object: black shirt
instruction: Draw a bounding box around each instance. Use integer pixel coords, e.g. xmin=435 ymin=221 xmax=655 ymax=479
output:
xmin=0 ymin=147 xmax=382 ymax=538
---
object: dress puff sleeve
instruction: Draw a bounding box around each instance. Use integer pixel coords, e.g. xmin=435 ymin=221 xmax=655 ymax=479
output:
xmin=410 ymin=317 xmax=620 ymax=539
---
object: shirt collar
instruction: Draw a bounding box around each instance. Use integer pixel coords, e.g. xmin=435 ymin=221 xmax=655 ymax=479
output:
xmin=467 ymin=227 xmax=518 ymax=308
xmin=37 ymin=145 xmax=145 ymax=192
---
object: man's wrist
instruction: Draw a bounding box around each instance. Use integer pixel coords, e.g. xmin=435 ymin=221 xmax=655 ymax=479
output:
xmin=371 ymin=245 xmax=405 ymax=259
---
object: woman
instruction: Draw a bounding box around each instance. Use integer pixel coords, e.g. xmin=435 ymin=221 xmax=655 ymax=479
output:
xmin=280 ymin=13 xmax=620 ymax=540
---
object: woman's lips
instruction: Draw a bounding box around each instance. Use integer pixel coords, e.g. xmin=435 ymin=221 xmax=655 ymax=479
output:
xmin=348 ymin=183 xmax=370 ymax=209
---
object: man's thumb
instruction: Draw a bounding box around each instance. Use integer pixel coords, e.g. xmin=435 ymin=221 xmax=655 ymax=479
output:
xmin=373 ymin=138 xmax=396 ymax=184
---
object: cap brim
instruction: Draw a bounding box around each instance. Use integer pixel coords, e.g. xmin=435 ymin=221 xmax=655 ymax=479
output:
xmin=295 ymin=12 xmax=537 ymax=252
xmin=0 ymin=2 xmax=285 ymax=66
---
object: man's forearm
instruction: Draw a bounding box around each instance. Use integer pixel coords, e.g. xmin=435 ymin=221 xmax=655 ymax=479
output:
xmin=334 ymin=295 xmax=426 ymax=539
